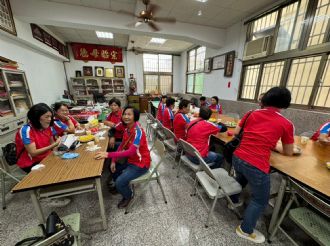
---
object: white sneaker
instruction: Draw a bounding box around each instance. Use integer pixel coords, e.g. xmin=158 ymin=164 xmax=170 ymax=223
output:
xmin=228 ymin=200 xmax=244 ymax=210
xmin=236 ymin=225 xmax=265 ymax=244
xmin=45 ymin=198 xmax=71 ymax=207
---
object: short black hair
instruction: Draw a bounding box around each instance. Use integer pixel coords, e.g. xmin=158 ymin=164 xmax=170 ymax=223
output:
xmin=28 ymin=103 xmax=54 ymax=129
xmin=179 ymin=99 xmax=190 ymax=109
xmin=161 ymin=95 xmax=167 ymax=99
xmin=53 ymin=102 xmax=68 ymax=112
xmin=261 ymin=87 xmax=291 ymax=109
xmin=200 ymin=96 xmax=206 ymax=101
xmin=109 ymin=97 xmax=121 ymax=107
xmin=122 ymin=106 xmax=140 ymax=122
xmin=211 ymin=96 xmax=219 ymax=104
xmin=199 ymin=106 xmax=212 ymax=120
xmin=166 ymin=97 xmax=175 ymax=107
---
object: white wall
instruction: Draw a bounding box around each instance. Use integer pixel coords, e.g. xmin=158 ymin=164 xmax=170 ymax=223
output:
xmin=0 ymin=19 xmax=68 ymax=105
xmin=173 ymin=55 xmax=182 ymax=93
xmin=203 ymin=22 xmax=247 ymax=101
xmin=126 ymin=52 xmax=144 ymax=94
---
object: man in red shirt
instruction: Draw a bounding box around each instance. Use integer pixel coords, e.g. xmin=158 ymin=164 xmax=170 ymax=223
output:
xmin=162 ymin=97 xmax=175 ymax=130
xmin=156 ymin=95 xmax=167 ymax=123
xmin=186 ymin=106 xmax=227 ymax=169
xmin=199 ymin=96 xmax=210 ymax=107
xmin=231 ymin=87 xmax=294 ymax=244
xmin=173 ymin=99 xmax=190 ymax=141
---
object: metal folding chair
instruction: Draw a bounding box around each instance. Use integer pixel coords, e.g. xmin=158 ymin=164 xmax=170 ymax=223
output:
xmin=125 ymin=139 xmax=167 ymax=214
xmin=161 ymin=127 xmax=178 ymax=165
xmin=268 ymin=178 xmax=330 ymax=245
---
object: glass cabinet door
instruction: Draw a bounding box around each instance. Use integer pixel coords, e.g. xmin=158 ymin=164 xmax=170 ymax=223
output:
xmin=72 ymin=78 xmax=87 ymax=96
xmin=4 ymin=71 xmax=32 ymax=115
xmin=101 ymin=79 xmax=113 ymax=95
xmin=0 ymin=71 xmax=15 ymax=118
xmin=85 ymin=78 xmax=99 ymax=95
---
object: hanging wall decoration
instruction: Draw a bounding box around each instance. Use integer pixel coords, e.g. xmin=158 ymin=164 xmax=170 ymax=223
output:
xmin=0 ymin=0 xmax=16 ymax=36
xmin=224 ymin=51 xmax=235 ymax=77
xmin=71 ymin=43 xmax=123 ymax=63
xmin=212 ymin=55 xmax=225 ymax=70
xmin=114 ymin=66 xmax=125 ymax=78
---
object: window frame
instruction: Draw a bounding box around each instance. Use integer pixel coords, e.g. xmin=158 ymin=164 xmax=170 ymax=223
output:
xmin=239 ymin=0 xmax=330 ymax=111
xmin=186 ymin=46 xmax=205 ymax=95
xmin=142 ymin=53 xmax=173 ymax=93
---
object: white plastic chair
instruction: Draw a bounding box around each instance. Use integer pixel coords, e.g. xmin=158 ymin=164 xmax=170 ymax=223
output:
xmin=192 ymin=152 xmax=242 ymax=227
xmin=125 ymin=139 xmax=167 ymax=214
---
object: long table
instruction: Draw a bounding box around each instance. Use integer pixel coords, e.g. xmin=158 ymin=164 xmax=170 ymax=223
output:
xmin=12 ymin=136 xmax=108 ymax=230
xmin=212 ymin=114 xmax=330 ymax=235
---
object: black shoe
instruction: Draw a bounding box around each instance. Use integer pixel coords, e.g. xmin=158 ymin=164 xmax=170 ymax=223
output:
xmin=117 ymin=196 xmax=133 ymax=209
xmin=109 ymin=186 xmax=118 ymax=195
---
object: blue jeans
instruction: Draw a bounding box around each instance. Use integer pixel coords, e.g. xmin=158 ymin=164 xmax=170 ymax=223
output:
xmin=231 ymin=155 xmax=270 ymax=234
xmin=187 ymin=151 xmax=223 ymax=169
xmin=112 ymin=162 xmax=148 ymax=199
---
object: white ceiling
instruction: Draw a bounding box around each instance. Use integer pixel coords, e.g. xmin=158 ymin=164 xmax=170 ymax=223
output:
xmin=46 ymin=26 xmax=129 ymax=47
xmin=42 ymin=0 xmax=276 ymax=29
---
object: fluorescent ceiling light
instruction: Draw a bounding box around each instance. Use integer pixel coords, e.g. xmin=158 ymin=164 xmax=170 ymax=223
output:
xmin=196 ymin=0 xmax=208 ymax=2
xmin=150 ymin=37 xmax=167 ymax=44
xmin=96 ymin=31 xmax=113 ymax=39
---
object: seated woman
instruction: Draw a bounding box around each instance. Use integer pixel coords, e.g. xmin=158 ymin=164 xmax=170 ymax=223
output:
xmin=15 ymin=103 xmax=67 ymax=173
xmin=209 ymin=96 xmax=223 ymax=114
xmin=156 ymin=95 xmax=167 ymax=123
xmin=199 ymin=96 xmax=210 ymax=107
xmin=104 ymin=98 xmax=122 ymax=128
xmin=231 ymin=87 xmax=294 ymax=244
xmin=162 ymin=97 xmax=175 ymax=130
xmin=311 ymin=121 xmax=330 ymax=144
xmin=173 ymin=99 xmax=191 ymax=141
xmin=53 ymin=102 xmax=77 ymax=136
xmin=95 ymin=107 xmax=150 ymax=208
xmin=186 ymin=106 xmax=227 ymax=169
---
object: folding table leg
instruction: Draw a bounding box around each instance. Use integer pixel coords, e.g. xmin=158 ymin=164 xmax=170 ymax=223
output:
xmin=30 ymin=190 xmax=45 ymax=223
xmin=95 ymin=177 xmax=107 ymax=230
xmin=268 ymin=177 xmax=287 ymax=234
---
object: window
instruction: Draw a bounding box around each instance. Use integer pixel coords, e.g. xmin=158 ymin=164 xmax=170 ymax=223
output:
xmin=143 ymin=54 xmax=172 ymax=94
xmin=313 ymin=55 xmax=330 ymax=107
xmin=186 ymin=46 xmax=206 ymax=94
xmin=287 ymin=56 xmax=321 ymax=105
xmin=239 ymin=0 xmax=330 ymax=109
xmin=251 ymin=11 xmax=278 ymax=40
xmin=240 ymin=65 xmax=260 ymax=100
xmin=259 ymin=61 xmax=284 ymax=93
xmin=307 ymin=0 xmax=330 ymax=47
xmin=275 ymin=0 xmax=308 ymax=52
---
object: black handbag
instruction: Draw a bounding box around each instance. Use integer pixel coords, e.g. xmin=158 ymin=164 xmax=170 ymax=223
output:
xmin=15 ymin=211 xmax=75 ymax=246
xmin=223 ymin=111 xmax=253 ymax=164
xmin=2 ymin=143 xmax=24 ymax=166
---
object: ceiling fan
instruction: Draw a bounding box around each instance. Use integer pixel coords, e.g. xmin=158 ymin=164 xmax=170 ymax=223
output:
xmin=126 ymin=40 xmax=143 ymax=55
xmin=118 ymin=0 xmax=176 ymax=32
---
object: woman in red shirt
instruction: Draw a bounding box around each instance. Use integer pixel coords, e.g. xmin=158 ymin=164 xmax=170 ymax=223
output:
xmin=231 ymin=87 xmax=294 ymax=244
xmin=95 ymin=106 xmax=150 ymax=208
xmin=104 ymin=98 xmax=122 ymax=128
xmin=209 ymin=96 xmax=222 ymax=114
xmin=53 ymin=102 xmax=77 ymax=136
xmin=162 ymin=97 xmax=175 ymax=130
xmin=15 ymin=103 xmax=65 ymax=173
xmin=173 ymin=99 xmax=190 ymax=141
xmin=156 ymin=95 xmax=167 ymax=123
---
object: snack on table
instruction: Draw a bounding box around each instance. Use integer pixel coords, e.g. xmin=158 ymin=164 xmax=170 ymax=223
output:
xmin=78 ymin=135 xmax=95 ymax=143
xmin=209 ymin=118 xmax=217 ymax=123
xmin=224 ymin=121 xmax=237 ymax=128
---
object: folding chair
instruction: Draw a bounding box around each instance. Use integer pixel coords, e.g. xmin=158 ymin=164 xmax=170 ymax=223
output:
xmin=125 ymin=139 xmax=167 ymax=213
xmin=176 ymin=139 xmax=204 ymax=180
xmin=191 ymin=152 xmax=242 ymax=227
xmin=154 ymin=119 xmax=166 ymax=140
xmin=0 ymin=154 xmax=26 ymax=209
xmin=161 ymin=127 xmax=178 ymax=165
xmin=268 ymin=178 xmax=330 ymax=245
xmin=145 ymin=112 xmax=156 ymax=141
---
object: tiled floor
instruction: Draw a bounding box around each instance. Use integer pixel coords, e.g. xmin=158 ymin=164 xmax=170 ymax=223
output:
xmin=0 ymin=115 xmax=292 ymax=245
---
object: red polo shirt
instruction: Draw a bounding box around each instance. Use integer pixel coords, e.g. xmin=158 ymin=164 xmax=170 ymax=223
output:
xmin=120 ymin=122 xmax=150 ymax=168
xmin=106 ymin=110 xmax=122 ymax=125
xmin=58 ymin=115 xmax=79 ymax=128
xmin=157 ymin=102 xmax=165 ymax=122
xmin=173 ymin=111 xmax=190 ymax=141
xmin=113 ymin=121 xmax=126 ymax=140
xmin=311 ymin=121 xmax=330 ymax=141
xmin=186 ymin=119 xmax=223 ymax=157
xmin=15 ymin=123 xmax=59 ymax=168
xmin=234 ymin=107 xmax=294 ymax=174
xmin=209 ymin=104 xmax=223 ymax=114
xmin=162 ymin=107 xmax=174 ymax=130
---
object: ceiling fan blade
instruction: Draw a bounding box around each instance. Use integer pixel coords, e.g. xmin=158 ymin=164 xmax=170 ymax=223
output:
xmin=153 ymin=17 xmax=176 ymax=23
xmin=148 ymin=21 xmax=160 ymax=32
xmin=118 ymin=10 xmax=138 ymax=17
xmin=148 ymin=4 xmax=160 ymax=15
